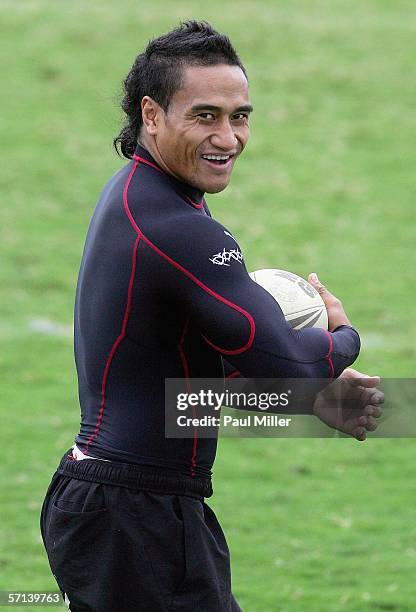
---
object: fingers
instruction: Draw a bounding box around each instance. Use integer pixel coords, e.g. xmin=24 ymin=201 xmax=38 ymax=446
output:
xmin=364 ymin=404 xmax=382 ymax=418
xmin=356 ymin=414 xmax=378 ymax=431
xmin=341 ymin=368 xmax=381 ymax=388
xmin=348 ymin=375 xmax=381 ymax=388
xmin=308 ymin=273 xmax=352 ymax=330
xmin=340 ymin=383 xmax=384 ymax=417
xmin=369 ymin=390 xmax=384 ymax=405
xmin=359 ymin=387 xmax=384 ymax=409
xmin=358 ymin=415 xmax=378 ymax=431
xmin=344 ymin=412 xmax=379 ymax=441
xmin=350 ymin=419 xmax=377 ymax=441
xmin=365 ymin=416 xmax=378 ymax=431
xmin=308 ymin=273 xmax=333 ymax=298
xmin=351 ymin=427 xmax=367 ymax=442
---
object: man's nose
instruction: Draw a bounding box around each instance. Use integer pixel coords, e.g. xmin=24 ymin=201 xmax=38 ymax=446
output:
xmin=210 ymin=120 xmax=237 ymax=151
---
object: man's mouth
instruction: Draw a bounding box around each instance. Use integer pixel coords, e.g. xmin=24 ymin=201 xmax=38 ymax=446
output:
xmin=201 ymin=153 xmax=235 ymax=168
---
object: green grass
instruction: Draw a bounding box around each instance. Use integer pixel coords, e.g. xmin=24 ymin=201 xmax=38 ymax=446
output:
xmin=1 ymin=1 xmax=415 ymax=610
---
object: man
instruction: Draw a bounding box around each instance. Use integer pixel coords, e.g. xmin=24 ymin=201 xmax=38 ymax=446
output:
xmin=40 ymin=21 xmax=382 ymax=611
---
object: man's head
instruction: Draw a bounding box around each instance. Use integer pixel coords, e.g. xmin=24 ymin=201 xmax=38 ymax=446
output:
xmin=114 ymin=21 xmax=252 ymax=193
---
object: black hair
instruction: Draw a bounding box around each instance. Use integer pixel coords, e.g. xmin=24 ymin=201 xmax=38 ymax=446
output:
xmin=113 ymin=21 xmax=247 ymax=159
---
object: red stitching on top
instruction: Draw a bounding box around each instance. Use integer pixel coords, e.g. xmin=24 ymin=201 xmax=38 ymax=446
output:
xmin=225 ymin=369 xmax=241 ymax=380
xmin=324 ymin=330 xmax=335 ymax=379
xmin=82 ymin=167 xmax=142 ymax=454
xmin=184 ymin=194 xmax=204 ymax=209
xmin=132 ymin=154 xmax=163 ymax=174
xmin=177 ymin=317 xmax=198 ymax=476
xmin=124 ymin=161 xmax=255 ymax=355
xmin=133 ymin=154 xmax=205 ymax=210
xmin=177 ymin=317 xmax=191 ymax=380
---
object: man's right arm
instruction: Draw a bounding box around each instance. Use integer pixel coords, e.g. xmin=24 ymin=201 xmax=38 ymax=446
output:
xmin=154 ymin=215 xmax=360 ymax=382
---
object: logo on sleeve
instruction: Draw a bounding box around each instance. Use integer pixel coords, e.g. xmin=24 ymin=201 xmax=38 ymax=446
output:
xmin=209 ymin=247 xmax=244 ymax=267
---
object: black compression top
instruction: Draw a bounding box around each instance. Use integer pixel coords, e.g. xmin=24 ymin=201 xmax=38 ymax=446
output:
xmin=74 ymin=144 xmax=360 ymax=477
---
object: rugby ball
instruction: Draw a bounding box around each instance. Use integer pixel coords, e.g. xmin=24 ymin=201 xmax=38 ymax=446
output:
xmin=249 ymin=269 xmax=328 ymax=330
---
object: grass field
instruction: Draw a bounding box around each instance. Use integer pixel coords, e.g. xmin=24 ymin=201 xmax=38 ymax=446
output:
xmin=1 ymin=1 xmax=415 ymax=610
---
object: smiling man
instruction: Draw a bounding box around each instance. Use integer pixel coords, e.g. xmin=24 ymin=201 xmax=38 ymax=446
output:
xmin=40 ymin=21 xmax=381 ymax=612
xmin=139 ymin=63 xmax=252 ymax=193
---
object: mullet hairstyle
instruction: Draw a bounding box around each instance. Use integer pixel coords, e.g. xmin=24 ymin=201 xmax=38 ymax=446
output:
xmin=113 ymin=20 xmax=247 ymax=159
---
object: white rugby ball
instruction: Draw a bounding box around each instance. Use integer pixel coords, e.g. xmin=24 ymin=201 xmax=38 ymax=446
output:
xmin=249 ymin=269 xmax=328 ymax=330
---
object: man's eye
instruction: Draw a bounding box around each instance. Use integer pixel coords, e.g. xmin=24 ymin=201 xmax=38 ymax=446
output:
xmin=198 ymin=113 xmax=216 ymax=120
xmin=232 ymin=113 xmax=249 ymax=121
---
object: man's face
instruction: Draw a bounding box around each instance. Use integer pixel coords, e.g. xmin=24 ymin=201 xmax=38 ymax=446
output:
xmin=146 ymin=64 xmax=252 ymax=194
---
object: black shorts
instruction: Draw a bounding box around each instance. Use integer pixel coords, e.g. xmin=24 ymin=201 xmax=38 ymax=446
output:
xmin=40 ymin=451 xmax=242 ymax=612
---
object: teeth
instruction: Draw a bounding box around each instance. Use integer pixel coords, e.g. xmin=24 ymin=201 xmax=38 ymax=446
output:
xmin=202 ymin=154 xmax=230 ymax=161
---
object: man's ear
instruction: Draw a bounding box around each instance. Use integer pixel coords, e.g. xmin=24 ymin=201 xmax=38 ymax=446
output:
xmin=141 ymin=96 xmax=163 ymax=136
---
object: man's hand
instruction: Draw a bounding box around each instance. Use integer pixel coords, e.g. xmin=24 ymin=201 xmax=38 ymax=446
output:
xmin=308 ymin=273 xmax=352 ymax=331
xmin=313 ymin=368 xmax=384 ymax=441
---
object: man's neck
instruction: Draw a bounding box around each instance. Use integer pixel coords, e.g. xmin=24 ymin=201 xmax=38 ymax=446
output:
xmin=134 ymin=139 xmax=205 ymax=203
xmin=137 ymin=137 xmax=173 ymax=179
